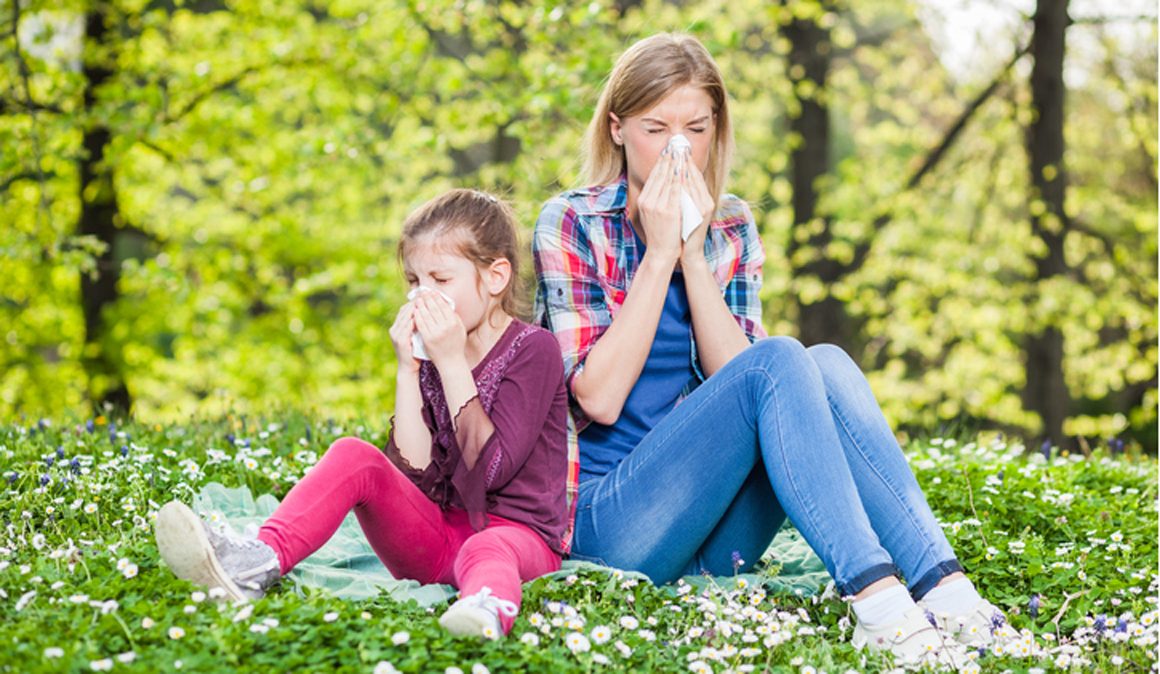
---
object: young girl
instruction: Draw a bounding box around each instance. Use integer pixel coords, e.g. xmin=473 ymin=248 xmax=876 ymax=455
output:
xmin=157 ymin=189 xmax=570 ymax=638
xmin=533 ymin=33 xmax=1011 ymax=667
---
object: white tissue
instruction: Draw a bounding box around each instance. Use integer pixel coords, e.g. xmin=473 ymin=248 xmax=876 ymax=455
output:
xmin=666 ymin=134 xmax=703 ymax=241
xmin=406 ymin=286 xmax=454 ymax=360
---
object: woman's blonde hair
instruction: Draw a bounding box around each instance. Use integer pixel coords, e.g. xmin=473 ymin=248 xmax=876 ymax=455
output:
xmin=398 ymin=189 xmax=527 ymax=321
xmin=582 ymin=33 xmax=735 ymax=206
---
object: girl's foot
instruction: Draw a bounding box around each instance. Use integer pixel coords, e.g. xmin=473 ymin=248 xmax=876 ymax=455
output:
xmin=155 ymin=501 xmax=280 ymax=603
xmin=438 ymin=586 xmax=518 ymax=639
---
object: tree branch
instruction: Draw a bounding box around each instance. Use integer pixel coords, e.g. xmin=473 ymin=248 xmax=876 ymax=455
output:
xmin=847 ymin=33 xmax=1034 ymax=275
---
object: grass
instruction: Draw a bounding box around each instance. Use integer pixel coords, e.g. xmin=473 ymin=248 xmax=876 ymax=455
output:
xmin=1 ymin=411 xmax=1156 ymax=673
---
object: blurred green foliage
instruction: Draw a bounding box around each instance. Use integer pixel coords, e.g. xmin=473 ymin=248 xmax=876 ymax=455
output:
xmin=1 ymin=0 xmax=1156 ymax=448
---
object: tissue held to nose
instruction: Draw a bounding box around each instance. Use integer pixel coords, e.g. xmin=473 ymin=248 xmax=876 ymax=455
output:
xmin=665 ymin=135 xmax=702 ymax=241
xmin=406 ymin=286 xmax=455 ymax=360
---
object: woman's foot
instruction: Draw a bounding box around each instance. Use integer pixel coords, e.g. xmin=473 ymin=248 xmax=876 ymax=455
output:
xmin=155 ymin=501 xmax=280 ymax=603
xmin=438 ymin=586 xmax=518 ymax=639
xmin=852 ymin=605 xmax=967 ymax=669
xmin=927 ymin=598 xmax=1017 ymax=649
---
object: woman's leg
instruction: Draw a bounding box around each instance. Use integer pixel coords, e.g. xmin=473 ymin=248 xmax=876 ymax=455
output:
xmin=257 ymin=437 xmax=468 ymax=585
xmin=676 ymin=462 xmax=785 ymax=578
xmin=452 ymin=519 xmax=561 ymax=634
xmin=807 ymin=344 xmax=961 ymax=598
xmin=572 ymin=336 xmax=896 ymax=595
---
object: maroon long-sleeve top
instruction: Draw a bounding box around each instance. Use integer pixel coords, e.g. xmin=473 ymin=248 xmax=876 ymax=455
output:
xmin=384 ymin=319 xmax=570 ymax=555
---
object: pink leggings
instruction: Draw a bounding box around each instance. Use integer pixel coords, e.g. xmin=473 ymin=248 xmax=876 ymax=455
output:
xmin=256 ymin=437 xmax=561 ymax=633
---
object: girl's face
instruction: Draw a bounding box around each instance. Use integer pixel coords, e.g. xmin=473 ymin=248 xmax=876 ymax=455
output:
xmin=403 ymin=239 xmax=503 ymax=334
xmin=610 ymin=84 xmax=716 ymax=192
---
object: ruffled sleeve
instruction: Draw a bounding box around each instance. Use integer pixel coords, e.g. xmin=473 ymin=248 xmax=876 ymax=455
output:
xmin=448 ymin=396 xmax=499 ymax=531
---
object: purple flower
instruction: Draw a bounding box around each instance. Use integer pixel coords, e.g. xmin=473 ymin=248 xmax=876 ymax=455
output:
xmin=1094 ymin=614 xmax=1107 ymax=632
xmin=731 ymin=550 xmax=744 ymax=571
xmin=70 ymin=458 xmax=81 ymax=475
xmin=1116 ymin=618 xmax=1128 ymax=633
xmin=85 ymin=419 xmax=94 ymax=433
xmin=7 ymin=471 xmax=18 ymax=484
xmin=56 ymin=446 xmax=65 ymax=460
xmin=39 ymin=474 xmax=51 ymax=486
xmin=121 ymin=445 xmax=129 ymax=457
xmin=1028 ymin=594 xmax=1041 ymax=618
xmin=1040 ymin=439 xmax=1053 ymax=460
xmin=44 ymin=456 xmax=54 ymax=469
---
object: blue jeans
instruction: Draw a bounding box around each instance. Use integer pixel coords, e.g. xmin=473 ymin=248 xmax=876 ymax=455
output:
xmin=570 ymin=336 xmax=961 ymax=598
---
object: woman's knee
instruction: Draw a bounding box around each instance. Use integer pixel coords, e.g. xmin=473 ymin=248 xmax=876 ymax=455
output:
xmin=806 ymin=343 xmax=863 ymax=383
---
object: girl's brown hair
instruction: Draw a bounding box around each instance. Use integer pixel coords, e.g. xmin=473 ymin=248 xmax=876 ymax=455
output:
xmin=583 ymin=33 xmax=735 ymax=208
xmin=398 ymin=189 xmax=526 ymax=321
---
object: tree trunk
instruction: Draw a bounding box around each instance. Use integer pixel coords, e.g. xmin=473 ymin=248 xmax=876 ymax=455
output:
xmin=1023 ymin=0 xmax=1071 ymax=450
xmin=781 ymin=2 xmax=854 ymax=350
xmin=79 ymin=9 xmax=131 ymax=414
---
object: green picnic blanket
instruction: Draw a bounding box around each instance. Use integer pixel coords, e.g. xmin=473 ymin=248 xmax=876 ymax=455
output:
xmin=192 ymin=482 xmax=830 ymax=605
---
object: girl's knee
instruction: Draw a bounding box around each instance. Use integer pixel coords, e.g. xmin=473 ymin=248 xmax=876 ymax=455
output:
xmin=321 ymin=437 xmax=391 ymax=470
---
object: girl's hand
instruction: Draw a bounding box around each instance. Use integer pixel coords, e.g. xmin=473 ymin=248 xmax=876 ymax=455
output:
xmin=389 ymin=301 xmax=419 ymax=374
xmin=635 ymin=144 xmax=684 ymax=262
xmin=412 ymin=290 xmax=467 ymax=369
xmin=679 ymin=158 xmax=715 ymax=269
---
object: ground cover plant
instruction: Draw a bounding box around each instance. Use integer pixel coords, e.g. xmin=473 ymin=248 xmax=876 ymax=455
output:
xmin=1 ymin=413 xmax=1156 ymax=673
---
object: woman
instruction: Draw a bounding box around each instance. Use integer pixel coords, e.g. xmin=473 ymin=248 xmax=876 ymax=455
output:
xmin=533 ymin=33 xmax=1010 ymax=667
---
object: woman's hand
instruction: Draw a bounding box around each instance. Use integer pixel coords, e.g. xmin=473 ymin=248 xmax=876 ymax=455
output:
xmin=634 ymin=145 xmax=684 ymax=263
xmin=412 ymin=290 xmax=467 ymax=370
xmin=679 ymin=152 xmax=714 ymax=270
xmin=389 ymin=301 xmax=419 ymax=375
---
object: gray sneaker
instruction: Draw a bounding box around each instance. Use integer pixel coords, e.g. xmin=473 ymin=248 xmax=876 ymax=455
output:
xmin=155 ymin=501 xmax=280 ymax=603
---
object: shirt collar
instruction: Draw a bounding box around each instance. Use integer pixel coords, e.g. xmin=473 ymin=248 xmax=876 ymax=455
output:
xmin=572 ymin=174 xmax=628 ymax=216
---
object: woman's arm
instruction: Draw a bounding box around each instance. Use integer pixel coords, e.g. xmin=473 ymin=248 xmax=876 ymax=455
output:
xmin=680 ymin=166 xmax=764 ymax=376
xmin=680 ymin=256 xmax=751 ymax=376
xmin=569 ymin=249 xmax=675 ymax=425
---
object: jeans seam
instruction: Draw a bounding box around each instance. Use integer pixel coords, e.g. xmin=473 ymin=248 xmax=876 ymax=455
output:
xmin=827 ymin=391 xmax=942 ymax=582
xmin=759 ymin=365 xmax=839 ymax=582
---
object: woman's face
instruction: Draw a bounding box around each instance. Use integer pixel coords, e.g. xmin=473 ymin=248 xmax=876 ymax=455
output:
xmin=610 ymin=84 xmax=716 ymax=192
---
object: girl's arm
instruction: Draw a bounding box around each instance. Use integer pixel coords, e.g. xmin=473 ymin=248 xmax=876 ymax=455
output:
xmin=388 ymin=302 xmax=433 ymax=468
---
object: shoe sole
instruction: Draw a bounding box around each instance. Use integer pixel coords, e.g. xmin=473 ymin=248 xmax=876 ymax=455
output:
xmin=438 ymin=606 xmax=497 ymax=639
xmin=155 ymin=501 xmax=250 ymax=604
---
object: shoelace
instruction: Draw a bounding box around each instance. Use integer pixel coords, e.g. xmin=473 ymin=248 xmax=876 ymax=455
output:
xmin=469 ymin=586 xmax=518 ymax=618
xmin=206 ymin=523 xmax=279 ymax=581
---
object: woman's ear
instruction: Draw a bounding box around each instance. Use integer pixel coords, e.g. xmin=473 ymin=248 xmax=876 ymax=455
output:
xmin=485 ymin=258 xmax=512 ymax=297
xmin=609 ymin=112 xmax=624 ymax=146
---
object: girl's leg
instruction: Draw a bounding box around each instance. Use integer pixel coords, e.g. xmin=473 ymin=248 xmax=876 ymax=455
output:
xmin=452 ymin=519 xmax=561 ymax=634
xmin=806 ymin=344 xmax=961 ymax=597
xmin=572 ymin=336 xmax=896 ymax=595
xmin=258 ymin=437 xmax=468 ymax=584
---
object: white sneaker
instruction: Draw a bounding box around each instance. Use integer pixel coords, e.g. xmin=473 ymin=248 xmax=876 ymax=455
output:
xmin=155 ymin=501 xmax=280 ymax=603
xmin=438 ymin=586 xmax=518 ymax=640
xmin=852 ymin=605 xmax=966 ymax=669
xmin=927 ymin=598 xmax=1017 ymax=650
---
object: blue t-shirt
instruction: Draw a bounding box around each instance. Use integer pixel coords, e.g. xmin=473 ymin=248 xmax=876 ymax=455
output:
xmin=578 ymin=270 xmax=695 ymax=483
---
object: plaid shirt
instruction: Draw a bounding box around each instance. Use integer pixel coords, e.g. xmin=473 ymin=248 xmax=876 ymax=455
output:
xmin=533 ymin=175 xmax=768 ymax=436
